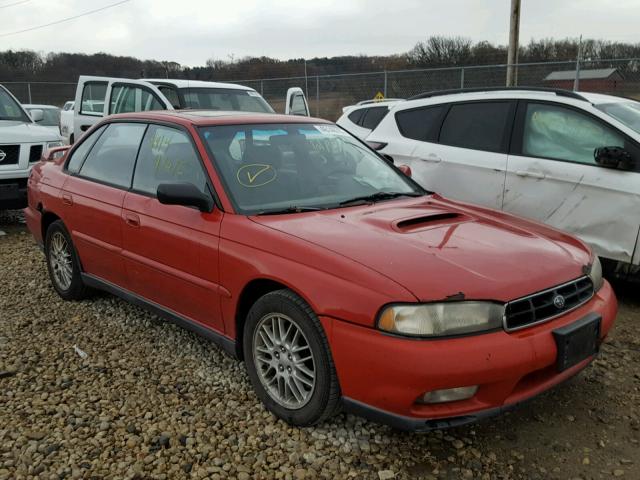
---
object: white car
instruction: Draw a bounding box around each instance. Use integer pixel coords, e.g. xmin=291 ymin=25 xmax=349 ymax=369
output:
xmin=23 ymin=104 xmax=61 ymax=134
xmin=361 ymin=87 xmax=640 ymax=273
xmin=73 ymin=77 xmax=309 ymax=143
xmin=336 ymin=99 xmax=403 ymax=140
xmin=0 ymin=85 xmax=63 ymax=209
xmin=60 ymin=101 xmax=74 ymax=144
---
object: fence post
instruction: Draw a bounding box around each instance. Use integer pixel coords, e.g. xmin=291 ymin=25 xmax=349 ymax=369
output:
xmin=383 ymin=70 xmax=388 ymax=97
xmin=27 ymin=83 xmax=32 ymax=104
xmin=260 ymin=80 xmax=264 ymax=96
xmin=460 ymin=68 xmax=465 ymax=88
xmin=315 ymin=76 xmax=320 ymax=117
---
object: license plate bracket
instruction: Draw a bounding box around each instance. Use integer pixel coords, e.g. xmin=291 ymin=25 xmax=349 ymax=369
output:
xmin=553 ymin=313 xmax=601 ymax=372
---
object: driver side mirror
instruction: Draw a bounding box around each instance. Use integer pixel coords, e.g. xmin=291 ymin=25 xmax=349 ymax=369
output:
xmin=594 ymin=146 xmax=635 ymax=171
xmin=30 ymin=109 xmax=44 ymax=123
xmin=157 ymin=182 xmax=214 ymax=212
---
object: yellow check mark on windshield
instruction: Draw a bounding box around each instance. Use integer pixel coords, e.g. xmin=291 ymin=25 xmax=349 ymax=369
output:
xmin=247 ymin=165 xmax=271 ymax=184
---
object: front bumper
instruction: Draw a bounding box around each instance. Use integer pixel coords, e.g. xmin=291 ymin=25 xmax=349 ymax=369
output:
xmin=0 ymin=177 xmax=28 ymax=210
xmin=329 ymin=280 xmax=617 ymax=431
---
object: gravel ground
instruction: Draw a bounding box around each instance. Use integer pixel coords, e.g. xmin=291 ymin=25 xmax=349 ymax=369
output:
xmin=1 ymin=210 xmax=639 ymax=480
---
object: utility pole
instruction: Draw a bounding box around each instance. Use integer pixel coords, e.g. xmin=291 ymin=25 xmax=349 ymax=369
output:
xmin=574 ymin=35 xmax=583 ymax=91
xmin=506 ymin=0 xmax=521 ymax=87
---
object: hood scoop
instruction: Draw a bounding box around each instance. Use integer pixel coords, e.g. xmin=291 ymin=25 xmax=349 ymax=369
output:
xmin=394 ymin=212 xmax=464 ymax=232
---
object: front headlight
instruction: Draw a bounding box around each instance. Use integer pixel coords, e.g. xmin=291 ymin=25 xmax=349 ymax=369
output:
xmin=46 ymin=141 xmax=63 ymax=149
xmin=588 ymin=256 xmax=604 ymax=292
xmin=378 ymin=301 xmax=505 ymax=337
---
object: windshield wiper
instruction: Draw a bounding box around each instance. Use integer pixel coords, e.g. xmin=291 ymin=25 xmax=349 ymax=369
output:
xmin=338 ymin=191 xmax=423 ymax=207
xmin=256 ymin=206 xmax=324 ymax=216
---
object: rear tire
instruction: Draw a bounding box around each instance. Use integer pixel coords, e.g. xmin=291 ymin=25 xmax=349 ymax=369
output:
xmin=45 ymin=220 xmax=88 ymax=300
xmin=243 ymin=289 xmax=341 ymax=426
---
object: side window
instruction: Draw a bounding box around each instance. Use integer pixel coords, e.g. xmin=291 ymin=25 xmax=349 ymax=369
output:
xmin=289 ymin=93 xmax=308 ymax=116
xmin=80 ymin=82 xmax=107 ymax=116
xmin=522 ymin=103 xmax=625 ymax=165
xmin=396 ymin=105 xmax=446 ymax=141
xmin=66 ymin=125 xmax=107 ymax=173
xmin=133 ymin=125 xmax=208 ymax=196
xmin=110 ymin=85 xmax=164 ymax=114
xmin=157 ymin=86 xmax=181 ymax=108
xmin=440 ymin=102 xmax=512 ymax=153
xmin=79 ymin=123 xmax=147 ymax=188
xmin=360 ymin=106 xmax=389 ymax=130
xmin=347 ymin=108 xmax=365 ymax=125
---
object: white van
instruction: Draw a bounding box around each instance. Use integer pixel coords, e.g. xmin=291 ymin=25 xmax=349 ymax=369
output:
xmin=0 ymin=84 xmax=63 ymax=210
xmin=73 ymin=77 xmax=309 ymax=143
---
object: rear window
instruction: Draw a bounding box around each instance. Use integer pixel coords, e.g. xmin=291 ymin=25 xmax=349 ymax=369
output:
xmin=395 ymin=105 xmax=445 ymax=141
xmin=439 ymin=102 xmax=512 ymax=153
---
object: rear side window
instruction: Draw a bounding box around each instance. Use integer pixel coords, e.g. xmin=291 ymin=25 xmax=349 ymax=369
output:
xmin=133 ymin=125 xmax=208 ymax=196
xmin=79 ymin=123 xmax=147 ymax=188
xmin=396 ymin=105 xmax=445 ymax=141
xmin=439 ymin=102 xmax=512 ymax=153
xmin=110 ymin=85 xmax=164 ymax=114
xmin=80 ymin=82 xmax=107 ymax=116
xmin=361 ymin=106 xmax=389 ymax=130
xmin=66 ymin=125 xmax=107 ymax=173
xmin=347 ymin=108 xmax=365 ymax=125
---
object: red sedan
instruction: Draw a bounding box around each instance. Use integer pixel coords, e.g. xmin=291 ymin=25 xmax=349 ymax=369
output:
xmin=25 ymin=111 xmax=617 ymax=431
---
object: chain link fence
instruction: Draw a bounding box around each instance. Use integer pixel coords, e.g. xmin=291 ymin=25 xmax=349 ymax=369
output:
xmin=2 ymin=58 xmax=639 ymax=120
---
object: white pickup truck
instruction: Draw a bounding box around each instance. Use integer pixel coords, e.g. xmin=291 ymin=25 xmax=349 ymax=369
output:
xmin=0 ymin=84 xmax=63 ymax=210
xmin=73 ymin=76 xmax=310 ymax=143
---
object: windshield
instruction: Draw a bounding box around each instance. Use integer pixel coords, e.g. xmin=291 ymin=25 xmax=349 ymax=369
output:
xmin=179 ymin=87 xmax=274 ymax=113
xmin=199 ymin=123 xmax=422 ymax=214
xmin=26 ymin=107 xmax=61 ymax=126
xmin=0 ymin=88 xmax=29 ymax=122
xmin=596 ymin=101 xmax=640 ymax=134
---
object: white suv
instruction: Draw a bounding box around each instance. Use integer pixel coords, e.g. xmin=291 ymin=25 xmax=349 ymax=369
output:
xmin=336 ymin=99 xmax=403 ymax=140
xmin=0 ymin=85 xmax=63 ymax=210
xmin=361 ymin=88 xmax=640 ymax=272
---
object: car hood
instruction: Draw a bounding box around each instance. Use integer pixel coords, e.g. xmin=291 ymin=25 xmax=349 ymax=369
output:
xmin=251 ymin=196 xmax=591 ymax=302
xmin=0 ymin=120 xmax=61 ymax=142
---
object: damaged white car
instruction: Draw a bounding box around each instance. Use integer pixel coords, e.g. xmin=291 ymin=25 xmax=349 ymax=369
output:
xmin=362 ymin=87 xmax=640 ymax=275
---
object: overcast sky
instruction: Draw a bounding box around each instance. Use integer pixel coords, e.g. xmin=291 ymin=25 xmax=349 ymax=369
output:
xmin=2 ymin=0 xmax=639 ymax=66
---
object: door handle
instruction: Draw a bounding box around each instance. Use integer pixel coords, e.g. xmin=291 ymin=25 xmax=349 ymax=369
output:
xmin=124 ymin=213 xmax=140 ymax=227
xmin=62 ymin=193 xmax=73 ymax=206
xmin=515 ymin=170 xmax=545 ymax=179
xmin=421 ymin=154 xmax=442 ymax=163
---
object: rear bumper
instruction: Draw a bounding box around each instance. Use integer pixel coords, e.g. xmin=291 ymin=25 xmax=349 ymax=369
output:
xmin=329 ymin=281 xmax=617 ymax=431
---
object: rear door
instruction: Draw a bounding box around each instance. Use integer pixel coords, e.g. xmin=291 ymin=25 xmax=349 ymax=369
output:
xmin=389 ymin=100 xmax=514 ymax=209
xmin=61 ymin=122 xmax=147 ymax=287
xmin=121 ymin=124 xmax=224 ymax=331
xmin=74 ymin=76 xmax=171 ymax=142
xmin=504 ymin=100 xmax=640 ymax=264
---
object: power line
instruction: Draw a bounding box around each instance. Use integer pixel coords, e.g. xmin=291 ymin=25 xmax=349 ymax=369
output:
xmin=0 ymin=0 xmax=131 ymax=38
xmin=0 ymin=0 xmax=31 ymax=9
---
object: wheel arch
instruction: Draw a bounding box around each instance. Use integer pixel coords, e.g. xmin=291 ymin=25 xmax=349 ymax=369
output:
xmin=234 ymin=278 xmax=317 ymax=360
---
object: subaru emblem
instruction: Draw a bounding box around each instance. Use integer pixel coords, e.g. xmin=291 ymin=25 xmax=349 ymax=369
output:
xmin=553 ymin=294 xmax=566 ymax=309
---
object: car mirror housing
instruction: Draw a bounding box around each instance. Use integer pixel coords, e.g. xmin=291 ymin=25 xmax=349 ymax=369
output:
xmin=30 ymin=109 xmax=44 ymax=122
xmin=594 ymin=146 xmax=635 ymax=171
xmin=157 ymin=182 xmax=214 ymax=213
xmin=398 ymin=164 xmax=412 ymax=177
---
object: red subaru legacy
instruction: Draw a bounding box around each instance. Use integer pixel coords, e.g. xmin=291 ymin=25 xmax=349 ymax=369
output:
xmin=25 ymin=111 xmax=616 ymax=431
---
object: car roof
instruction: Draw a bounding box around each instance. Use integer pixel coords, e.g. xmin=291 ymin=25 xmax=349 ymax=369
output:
xmin=143 ymin=78 xmax=255 ymax=91
xmin=23 ymin=104 xmax=60 ymax=109
xmin=107 ymin=110 xmax=331 ymax=127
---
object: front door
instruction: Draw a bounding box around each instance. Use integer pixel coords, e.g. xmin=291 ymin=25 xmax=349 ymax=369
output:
xmin=121 ymin=124 xmax=224 ymax=331
xmin=504 ymin=100 xmax=640 ymax=264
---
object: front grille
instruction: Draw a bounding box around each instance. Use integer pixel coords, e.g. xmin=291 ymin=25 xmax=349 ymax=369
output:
xmin=29 ymin=145 xmax=43 ymax=162
xmin=505 ymin=277 xmax=594 ymax=331
xmin=0 ymin=145 xmax=20 ymax=165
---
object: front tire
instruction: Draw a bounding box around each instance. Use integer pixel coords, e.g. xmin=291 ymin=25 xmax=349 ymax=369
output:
xmin=243 ymin=289 xmax=341 ymax=426
xmin=45 ymin=220 xmax=88 ymax=300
